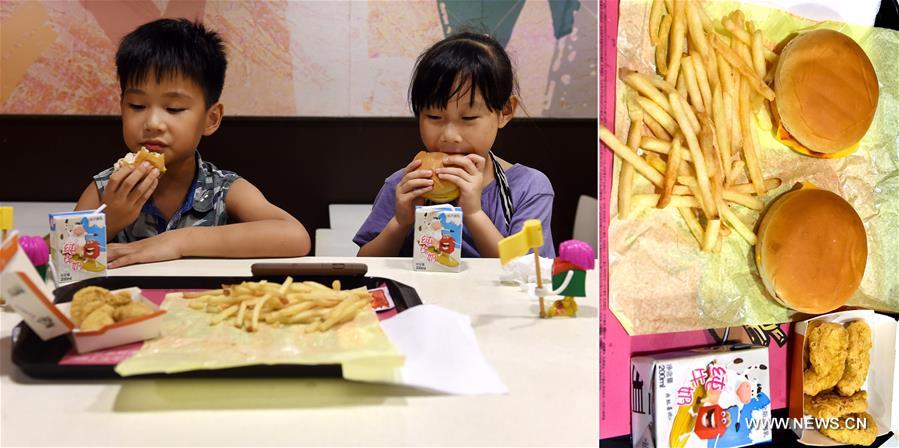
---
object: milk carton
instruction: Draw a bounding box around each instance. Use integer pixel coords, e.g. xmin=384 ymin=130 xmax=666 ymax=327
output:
xmin=413 ymin=204 xmax=462 ymax=272
xmin=632 ymin=344 xmax=772 ymax=448
xmin=49 ymin=210 xmax=107 ymax=285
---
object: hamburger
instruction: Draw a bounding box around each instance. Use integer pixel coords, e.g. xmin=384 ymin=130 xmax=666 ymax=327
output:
xmin=115 ymin=147 xmax=166 ymax=173
xmin=755 ymin=185 xmax=867 ymax=314
xmin=414 ymin=151 xmax=459 ymax=203
xmin=771 ymin=29 xmax=878 ymax=158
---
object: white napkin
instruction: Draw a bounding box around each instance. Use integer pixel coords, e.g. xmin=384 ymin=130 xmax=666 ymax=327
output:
xmin=343 ymin=305 xmax=508 ymax=395
xmin=499 ymin=254 xmax=553 ymax=287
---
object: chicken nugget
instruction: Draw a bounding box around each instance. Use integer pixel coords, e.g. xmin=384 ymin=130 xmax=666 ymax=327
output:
xmin=805 ymin=390 xmax=867 ymax=420
xmin=108 ymin=291 xmax=134 ymax=306
xmin=71 ymin=286 xmax=114 ymax=325
xmin=804 ymin=322 xmax=849 ymax=396
xmin=819 ymin=412 xmax=877 ymax=446
xmin=803 ymin=320 xmax=823 ymax=370
xmin=837 ymin=321 xmax=872 ymax=396
xmin=113 ymin=301 xmax=154 ymax=322
xmin=80 ymin=304 xmax=115 ymax=331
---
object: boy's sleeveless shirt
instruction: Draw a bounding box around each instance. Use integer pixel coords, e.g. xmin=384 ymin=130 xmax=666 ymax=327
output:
xmin=93 ymin=151 xmax=240 ymax=242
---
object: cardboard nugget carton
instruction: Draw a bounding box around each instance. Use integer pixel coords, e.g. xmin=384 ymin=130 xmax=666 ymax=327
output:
xmin=631 ymin=344 xmax=772 ymax=448
xmin=789 ymin=310 xmax=895 ymax=446
xmin=413 ymin=204 xmax=462 ymax=272
xmin=49 ymin=210 xmax=107 ymax=285
xmin=1 ymin=235 xmax=164 ymax=354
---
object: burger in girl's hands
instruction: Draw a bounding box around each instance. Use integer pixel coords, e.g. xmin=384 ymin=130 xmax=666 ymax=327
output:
xmin=413 ymin=151 xmax=459 ymax=203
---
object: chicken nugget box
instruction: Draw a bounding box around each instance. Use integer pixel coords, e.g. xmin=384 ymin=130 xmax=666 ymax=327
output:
xmin=49 ymin=209 xmax=107 ymax=285
xmin=1 ymin=233 xmax=163 ymax=354
xmin=631 ymin=344 xmax=772 ymax=448
xmin=789 ymin=311 xmax=898 ymax=446
xmin=413 ymin=204 xmax=462 ymax=272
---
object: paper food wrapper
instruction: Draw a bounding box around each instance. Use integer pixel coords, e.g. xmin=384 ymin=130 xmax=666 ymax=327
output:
xmin=609 ymin=0 xmax=899 ymax=335
xmin=114 ymin=293 xmax=404 ymax=376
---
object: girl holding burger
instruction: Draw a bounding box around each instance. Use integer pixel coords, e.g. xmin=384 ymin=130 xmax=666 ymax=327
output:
xmin=355 ymin=32 xmax=555 ymax=258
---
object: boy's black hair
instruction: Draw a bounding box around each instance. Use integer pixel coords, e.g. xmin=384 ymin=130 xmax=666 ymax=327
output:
xmin=409 ymin=32 xmax=518 ymax=116
xmin=116 ymin=18 xmax=226 ymax=108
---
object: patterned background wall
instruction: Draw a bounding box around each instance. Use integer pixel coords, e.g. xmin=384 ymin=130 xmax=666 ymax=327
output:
xmin=1 ymin=0 xmax=597 ymax=117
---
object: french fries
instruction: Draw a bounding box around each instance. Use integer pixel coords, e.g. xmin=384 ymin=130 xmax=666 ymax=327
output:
xmin=181 ymin=277 xmax=375 ymax=333
xmin=682 ymin=56 xmax=705 ymax=112
xmin=656 ymin=15 xmax=673 ymax=75
xmin=658 ymin=134 xmax=684 ymax=208
xmin=711 ymin=35 xmax=775 ymax=101
xmin=620 ymin=92 xmax=645 ymax=219
xmin=649 ymin=0 xmax=665 ymax=45
xmin=608 ymin=0 xmax=784 ymax=252
xmin=666 ymin=0 xmax=687 ymax=84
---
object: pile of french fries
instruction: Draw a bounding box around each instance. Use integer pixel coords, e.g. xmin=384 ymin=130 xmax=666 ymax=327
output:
xmin=601 ymin=0 xmax=784 ymax=252
xmin=181 ymin=277 xmax=374 ymax=333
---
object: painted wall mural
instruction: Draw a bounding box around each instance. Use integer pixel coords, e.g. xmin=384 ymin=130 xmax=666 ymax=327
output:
xmin=0 ymin=0 xmax=596 ymax=117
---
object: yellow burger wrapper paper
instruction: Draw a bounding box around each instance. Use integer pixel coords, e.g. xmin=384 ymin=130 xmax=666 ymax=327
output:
xmin=115 ymin=293 xmax=404 ymax=377
xmin=609 ymin=0 xmax=899 ymax=335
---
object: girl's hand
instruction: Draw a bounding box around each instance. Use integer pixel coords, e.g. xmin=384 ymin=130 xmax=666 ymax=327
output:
xmin=107 ymin=231 xmax=184 ymax=268
xmin=394 ymin=159 xmax=434 ymax=227
xmin=437 ymin=154 xmax=486 ymax=213
xmin=101 ymin=162 xmax=160 ymax=235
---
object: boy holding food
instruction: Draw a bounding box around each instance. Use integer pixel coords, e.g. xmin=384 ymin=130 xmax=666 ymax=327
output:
xmin=74 ymin=19 xmax=310 ymax=268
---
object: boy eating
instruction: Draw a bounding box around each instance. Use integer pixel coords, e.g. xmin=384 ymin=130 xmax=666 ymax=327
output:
xmin=75 ymin=19 xmax=310 ymax=267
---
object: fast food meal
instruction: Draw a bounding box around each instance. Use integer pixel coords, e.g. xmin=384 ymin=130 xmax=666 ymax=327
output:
xmin=805 ymin=390 xmax=867 ymax=420
xmin=772 ymin=29 xmax=878 ymax=158
xmin=413 ymin=151 xmax=460 ymax=203
xmin=181 ymin=277 xmax=375 ymax=333
xmin=71 ymin=285 xmax=156 ymax=331
xmin=837 ymin=320 xmax=873 ymax=396
xmin=803 ymin=321 xmax=848 ymax=396
xmin=114 ymin=146 xmax=166 ymax=173
xmin=601 ymin=0 xmax=786 ymax=252
xmin=755 ymin=186 xmax=867 ymax=313
xmin=803 ymin=319 xmax=876 ymax=445
xmin=818 ymin=412 xmax=878 ymax=446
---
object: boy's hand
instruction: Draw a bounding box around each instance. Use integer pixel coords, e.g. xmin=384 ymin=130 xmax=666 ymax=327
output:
xmin=394 ymin=158 xmax=434 ymax=227
xmin=437 ymin=154 xmax=486 ymax=214
xmin=101 ymin=162 xmax=160 ymax=234
xmin=107 ymin=230 xmax=183 ymax=268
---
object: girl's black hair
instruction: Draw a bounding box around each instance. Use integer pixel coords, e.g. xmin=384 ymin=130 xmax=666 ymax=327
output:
xmin=409 ymin=32 xmax=518 ymax=116
xmin=116 ymin=18 xmax=226 ymax=108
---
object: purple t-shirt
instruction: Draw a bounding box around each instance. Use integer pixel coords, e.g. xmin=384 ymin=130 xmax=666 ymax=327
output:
xmin=353 ymin=163 xmax=555 ymax=258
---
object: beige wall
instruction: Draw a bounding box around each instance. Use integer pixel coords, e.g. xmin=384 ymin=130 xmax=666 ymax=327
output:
xmin=0 ymin=0 xmax=597 ymax=117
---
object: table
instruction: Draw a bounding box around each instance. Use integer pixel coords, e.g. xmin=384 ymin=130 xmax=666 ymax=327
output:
xmin=1 ymin=257 xmax=598 ymax=447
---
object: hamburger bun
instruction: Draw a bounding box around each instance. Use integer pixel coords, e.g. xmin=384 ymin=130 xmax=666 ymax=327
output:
xmin=414 ymin=151 xmax=459 ymax=203
xmin=115 ymin=147 xmax=166 ymax=173
xmin=755 ymin=186 xmax=867 ymax=314
xmin=772 ymin=29 xmax=878 ymax=156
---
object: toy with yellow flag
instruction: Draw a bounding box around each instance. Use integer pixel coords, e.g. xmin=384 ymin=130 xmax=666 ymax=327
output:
xmin=498 ymin=219 xmax=549 ymax=317
xmin=0 ymin=207 xmax=13 ymax=242
xmin=499 ymin=220 xmax=596 ymax=318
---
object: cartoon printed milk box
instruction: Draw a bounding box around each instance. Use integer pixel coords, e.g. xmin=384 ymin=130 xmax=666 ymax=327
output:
xmin=413 ymin=204 xmax=462 ymax=272
xmin=49 ymin=210 xmax=107 ymax=285
xmin=631 ymin=344 xmax=772 ymax=448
